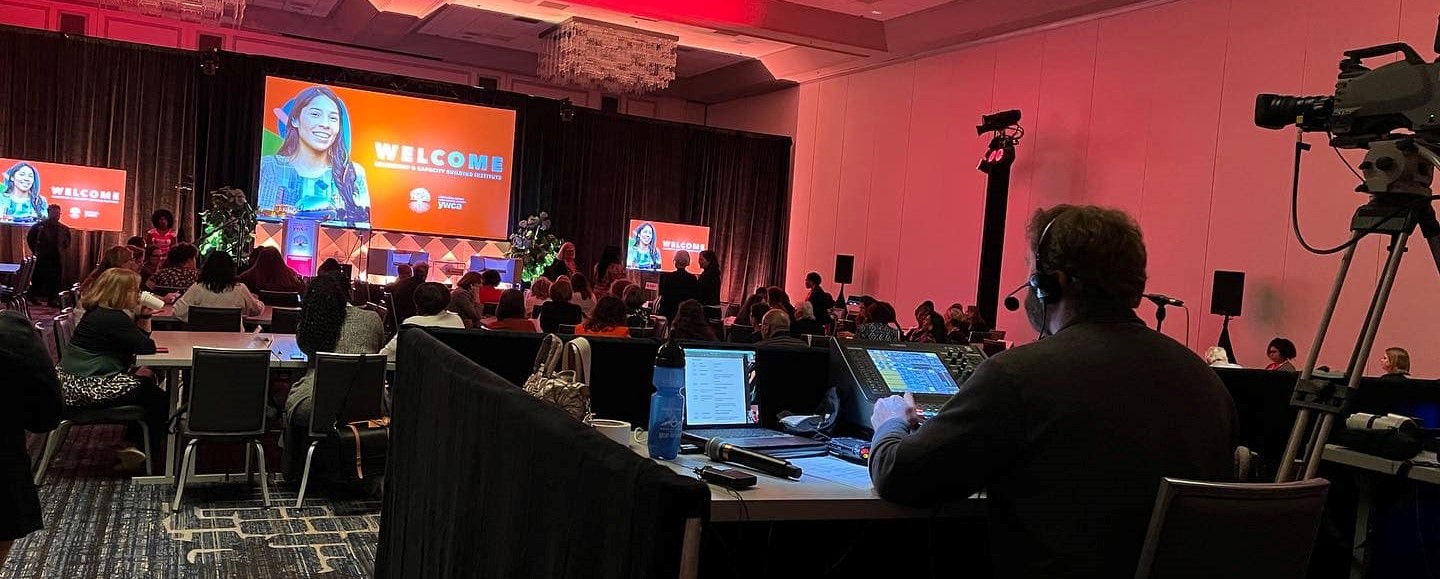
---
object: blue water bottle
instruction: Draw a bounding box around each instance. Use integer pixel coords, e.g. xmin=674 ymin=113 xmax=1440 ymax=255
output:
xmin=647 ymin=339 xmax=687 ymax=460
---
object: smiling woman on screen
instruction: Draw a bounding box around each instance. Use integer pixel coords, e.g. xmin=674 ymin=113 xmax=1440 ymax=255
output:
xmin=0 ymin=162 xmax=45 ymax=224
xmin=257 ymin=86 xmax=370 ymax=225
xmin=628 ymin=222 xmax=662 ymax=271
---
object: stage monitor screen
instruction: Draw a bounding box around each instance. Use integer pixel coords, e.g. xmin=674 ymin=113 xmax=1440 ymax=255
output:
xmin=256 ymin=76 xmax=516 ymax=239
xmin=625 ymin=219 xmax=709 ymax=274
xmin=0 ymin=158 xmax=126 ymax=231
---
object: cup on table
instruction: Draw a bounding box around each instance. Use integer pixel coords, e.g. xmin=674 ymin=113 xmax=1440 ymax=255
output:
xmin=591 ymin=419 xmax=634 ymax=448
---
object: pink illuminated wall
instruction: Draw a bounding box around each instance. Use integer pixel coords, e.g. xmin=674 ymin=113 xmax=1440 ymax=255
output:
xmin=779 ymin=0 xmax=1440 ymax=375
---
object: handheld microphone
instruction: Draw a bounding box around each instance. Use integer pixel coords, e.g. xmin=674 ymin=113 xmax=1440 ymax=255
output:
xmin=1143 ymin=293 xmax=1184 ymax=307
xmin=1002 ymin=282 xmax=1028 ymax=312
xmin=704 ymin=437 xmax=803 ymax=480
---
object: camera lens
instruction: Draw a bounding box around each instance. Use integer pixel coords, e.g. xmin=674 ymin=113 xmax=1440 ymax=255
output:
xmin=1255 ymin=94 xmax=1334 ymax=131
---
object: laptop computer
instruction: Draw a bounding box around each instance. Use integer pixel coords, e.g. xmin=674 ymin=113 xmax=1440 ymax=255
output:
xmin=681 ymin=345 xmax=827 ymax=452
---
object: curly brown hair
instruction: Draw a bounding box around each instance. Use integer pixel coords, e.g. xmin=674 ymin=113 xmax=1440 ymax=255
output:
xmin=1027 ymin=204 xmax=1147 ymax=310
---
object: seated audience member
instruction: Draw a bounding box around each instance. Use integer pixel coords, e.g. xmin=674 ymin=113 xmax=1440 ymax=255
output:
xmin=172 ymin=252 xmax=264 ymax=327
xmin=657 ymin=251 xmax=699 ymax=319
xmin=284 ymin=272 xmax=384 ymax=483
xmin=608 ymin=278 xmax=634 ymax=301
xmin=315 ymin=258 xmax=344 ymax=279
xmin=139 ymin=245 xmax=164 ymax=287
xmin=767 ymin=286 xmax=796 ymax=319
xmin=572 ymin=273 xmax=597 ymax=316
xmin=385 ymin=263 xmax=413 ymax=294
xmin=906 ymin=309 xmax=947 ymax=344
xmin=667 ymin=299 xmax=716 ymax=341
xmin=237 ymin=246 xmax=305 ymax=294
xmin=868 ymin=204 xmax=1237 ymax=578
xmin=857 ymin=302 xmax=901 ymax=342
xmin=1203 ymin=346 xmax=1240 ymax=367
xmin=525 ymin=277 xmax=552 ymax=315
xmin=804 ymin=272 xmax=835 ymax=314
xmin=476 ymin=269 xmax=504 ymax=305
xmin=757 ymin=309 xmax=806 ymax=348
xmin=382 ymin=282 xmax=464 ymax=356
xmin=1379 ymin=347 xmax=1411 ymax=381
xmin=945 ymin=303 xmax=972 ymax=342
xmin=791 ymin=301 xmax=828 ymax=337
xmin=125 ymin=235 xmax=146 ymax=253
xmin=577 ymin=295 xmax=630 ymax=337
xmin=738 ymin=292 xmax=767 ymax=326
xmin=485 ymin=290 xmax=538 ymax=333
xmin=57 ymin=269 xmax=166 ymax=471
xmin=741 ymin=302 xmax=770 ymax=343
xmin=593 ymin=246 xmax=626 ymax=298
xmin=450 ymin=272 xmax=484 ymax=328
xmin=539 ymin=279 xmax=584 ymax=334
xmin=623 ymin=285 xmax=651 ymax=328
xmin=390 ymin=261 xmax=428 ymax=323
xmin=965 ymin=305 xmax=992 ymax=333
xmin=697 ymin=250 xmax=722 ymax=306
xmin=905 ymin=303 xmax=934 ymax=342
xmin=80 ymin=245 xmax=140 ymax=293
xmin=1264 ymin=338 xmax=1297 ymax=371
xmin=1 ymin=311 xmax=62 ymax=560
xmin=149 ymin=242 xmax=200 ymax=291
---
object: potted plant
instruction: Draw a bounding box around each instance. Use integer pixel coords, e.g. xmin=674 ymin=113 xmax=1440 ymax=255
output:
xmin=506 ymin=212 xmax=565 ymax=283
xmin=197 ymin=186 xmax=256 ymax=267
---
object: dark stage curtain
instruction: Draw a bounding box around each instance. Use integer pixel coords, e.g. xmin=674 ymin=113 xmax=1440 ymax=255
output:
xmin=0 ymin=26 xmax=198 ymax=287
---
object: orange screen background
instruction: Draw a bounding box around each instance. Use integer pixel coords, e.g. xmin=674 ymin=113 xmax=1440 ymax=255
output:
xmin=261 ymin=77 xmax=517 ymax=239
xmin=0 ymin=158 xmax=126 ymax=232
xmin=626 ymin=219 xmax=710 ymax=274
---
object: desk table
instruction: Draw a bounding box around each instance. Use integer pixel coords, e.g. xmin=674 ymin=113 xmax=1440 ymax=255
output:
xmin=1323 ymin=444 xmax=1440 ymax=579
xmin=134 ymin=331 xmax=394 ymax=485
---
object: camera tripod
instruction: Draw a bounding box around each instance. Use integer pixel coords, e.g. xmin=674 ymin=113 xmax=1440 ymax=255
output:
xmin=1276 ymin=138 xmax=1440 ymax=482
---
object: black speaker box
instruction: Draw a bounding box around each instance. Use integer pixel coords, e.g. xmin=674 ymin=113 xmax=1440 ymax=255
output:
xmin=834 ymin=255 xmax=855 ymax=285
xmin=1211 ymin=270 xmax=1245 ymax=316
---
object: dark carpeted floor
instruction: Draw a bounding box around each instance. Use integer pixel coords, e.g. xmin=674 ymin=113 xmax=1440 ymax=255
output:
xmin=3 ymin=308 xmax=382 ymax=579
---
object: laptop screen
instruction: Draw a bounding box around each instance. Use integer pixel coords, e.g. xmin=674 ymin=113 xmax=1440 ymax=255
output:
xmin=863 ymin=348 xmax=959 ymax=396
xmin=682 ymin=347 xmax=755 ymax=427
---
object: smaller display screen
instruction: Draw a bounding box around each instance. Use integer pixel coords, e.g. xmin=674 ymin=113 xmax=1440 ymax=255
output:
xmin=863 ymin=349 xmax=958 ymax=395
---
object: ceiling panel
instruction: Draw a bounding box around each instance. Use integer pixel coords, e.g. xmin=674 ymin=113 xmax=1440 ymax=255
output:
xmin=783 ymin=0 xmax=955 ymax=19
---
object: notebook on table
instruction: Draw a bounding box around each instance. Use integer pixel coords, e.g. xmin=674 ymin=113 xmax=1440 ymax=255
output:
xmin=680 ymin=346 xmax=826 ymax=453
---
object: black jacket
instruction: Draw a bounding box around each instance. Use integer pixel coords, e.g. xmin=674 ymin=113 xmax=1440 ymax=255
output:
xmin=0 ymin=312 xmax=62 ymax=540
xmin=806 ymin=287 xmax=835 ymax=316
xmin=539 ymin=301 xmax=583 ymax=334
xmin=870 ymin=309 xmax=1236 ymax=578
xmin=697 ymin=267 xmax=721 ymax=306
xmin=657 ymin=270 xmax=699 ymax=319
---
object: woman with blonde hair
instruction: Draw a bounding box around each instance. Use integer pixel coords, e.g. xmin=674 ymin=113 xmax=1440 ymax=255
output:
xmin=57 ymin=268 xmax=166 ymax=471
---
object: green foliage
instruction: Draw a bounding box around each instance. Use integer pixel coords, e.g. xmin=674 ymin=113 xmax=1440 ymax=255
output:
xmin=505 ymin=212 xmax=565 ymax=282
xmin=198 ymin=187 xmax=256 ymax=267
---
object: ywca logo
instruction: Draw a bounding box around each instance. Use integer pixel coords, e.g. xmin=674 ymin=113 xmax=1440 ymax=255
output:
xmin=408 ymin=188 xmax=431 ymax=214
xmin=68 ymin=207 xmax=81 ymax=220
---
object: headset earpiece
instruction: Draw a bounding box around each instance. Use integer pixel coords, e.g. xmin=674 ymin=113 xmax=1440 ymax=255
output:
xmin=1028 ymin=213 xmax=1064 ymax=304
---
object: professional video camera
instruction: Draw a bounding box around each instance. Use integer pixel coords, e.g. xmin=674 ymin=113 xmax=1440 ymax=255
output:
xmin=1255 ymin=32 xmax=1440 ymax=149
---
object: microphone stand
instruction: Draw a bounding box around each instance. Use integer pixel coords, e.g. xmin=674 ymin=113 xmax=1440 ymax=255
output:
xmin=1153 ymin=302 xmax=1167 ymax=332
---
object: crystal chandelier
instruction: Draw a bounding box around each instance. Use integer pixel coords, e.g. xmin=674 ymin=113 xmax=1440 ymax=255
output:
xmin=539 ymin=18 xmax=678 ymax=95
xmin=100 ymin=0 xmax=246 ymax=26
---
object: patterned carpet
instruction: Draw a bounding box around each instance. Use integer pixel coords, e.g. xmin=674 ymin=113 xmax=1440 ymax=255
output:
xmin=3 ymin=308 xmax=382 ymax=579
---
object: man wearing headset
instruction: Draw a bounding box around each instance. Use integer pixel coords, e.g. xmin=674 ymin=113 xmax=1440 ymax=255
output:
xmin=867 ymin=205 xmax=1237 ymax=578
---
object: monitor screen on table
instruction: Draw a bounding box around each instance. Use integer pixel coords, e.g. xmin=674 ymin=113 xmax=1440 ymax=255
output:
xmin=255 ymin=76 xmax=516 ymax=239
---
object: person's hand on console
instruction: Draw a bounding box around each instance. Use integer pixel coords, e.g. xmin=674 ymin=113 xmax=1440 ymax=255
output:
xmin=871 ymin=392 xmax=920 ymax=432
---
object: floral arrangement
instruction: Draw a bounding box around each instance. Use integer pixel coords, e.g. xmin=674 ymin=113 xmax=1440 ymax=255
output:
xmin=506 ymin=211 xmax=566 ymax=282
xmin=197 ymin=186 xmax=256 ymax=267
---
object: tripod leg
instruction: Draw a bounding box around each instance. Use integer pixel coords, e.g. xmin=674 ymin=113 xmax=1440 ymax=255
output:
xmin=1277 ymin=243 xmax=1360 ymax=482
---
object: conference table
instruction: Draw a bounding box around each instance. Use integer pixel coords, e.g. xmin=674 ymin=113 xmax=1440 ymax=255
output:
xmin=1322 ymin=444 xmax=1440 ymax=579
xmin=133 ymin=331 xmax=395 ymax=485
xmin=631 ymin=443 xmax=982 ymax=578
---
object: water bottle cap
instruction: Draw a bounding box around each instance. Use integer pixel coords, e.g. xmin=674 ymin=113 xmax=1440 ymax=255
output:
xmin=655 ymin=338 xmax=685 ymax=368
